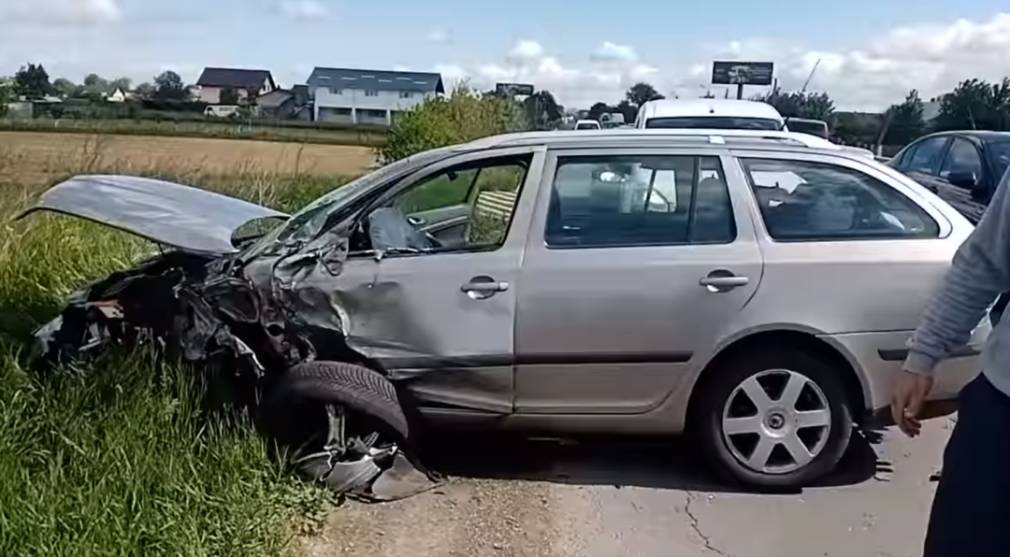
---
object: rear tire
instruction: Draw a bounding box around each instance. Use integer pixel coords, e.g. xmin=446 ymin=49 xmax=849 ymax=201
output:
xmin=694 ymin=349 xmax=853 ymax=489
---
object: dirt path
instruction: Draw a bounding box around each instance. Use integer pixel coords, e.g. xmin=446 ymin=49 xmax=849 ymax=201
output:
xmin=303 ymin=418 xmax=951 ymax=557
xmin=0 ymin=132 xmax=376 ymax=184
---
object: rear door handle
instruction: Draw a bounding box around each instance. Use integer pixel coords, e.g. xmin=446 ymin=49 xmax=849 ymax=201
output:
xmin=699 ymin=272 xmax=749 ymax=292
xmin=461 ymin=276 xmax=510 ymax=300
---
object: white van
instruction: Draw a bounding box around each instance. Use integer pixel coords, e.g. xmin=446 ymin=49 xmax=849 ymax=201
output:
xmin=635 ymin=99 xmax=785 ymax=131
xmin=574 ymin=119 xmax=602 ymax=130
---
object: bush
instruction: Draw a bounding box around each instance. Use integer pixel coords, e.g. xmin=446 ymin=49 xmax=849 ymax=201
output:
xmin=379 ymin=85 xmax=527 ymax=162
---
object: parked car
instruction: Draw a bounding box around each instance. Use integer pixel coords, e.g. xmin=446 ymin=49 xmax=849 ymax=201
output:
xmin=574 ymin=119 xmax=601 ymax=130
xmin=636 ymin=99 xmax=785 ymax=131
xmin=890 ymin=130 xmax=1010 ymax=223
xmin=204 ymin=105 xmax=241 ymax=118
xmin=23 ymin=129 xmax=986 ymax=489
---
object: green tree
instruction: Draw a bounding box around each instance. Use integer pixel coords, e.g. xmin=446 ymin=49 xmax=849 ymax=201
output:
xmin=523 ymin=90 xmax=562 ymax=129
xmin=754 ymin=89 xmax=835 ymax=121
xmin=14 ymin=63 xmax=53 ymax=99
xmin=379 ymin=85 xmax=526 ymax=162
xmin=587 ymin=102 xmax=610 ymax=121
xmin=110 ymin=77 xmax=132 ymax=92
xmin=626 ymin=82 xmax=664 ymax=108
xmin=934 ymin=78 xmax=1010 ymax=131
xmin=52 ymin=77 xmax=77 ymax=98
xmin=883 ymin=89 xmax=926 ymax=145
xmin=153 ymin=70 xmax=188 ymax=100
xmin=134 ymin=82 xmax=156 ymax=99
xmin=0 ymin=78 xmax=14 ymax=117
xmin=219 ymin=87 xmax=240 ymax=105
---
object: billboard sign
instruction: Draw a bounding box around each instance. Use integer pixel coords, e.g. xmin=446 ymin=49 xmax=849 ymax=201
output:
xmin=495 ymin=82 xmax=535 ymax=96
xmin=712 ymin=61 xmax=774 ymax=86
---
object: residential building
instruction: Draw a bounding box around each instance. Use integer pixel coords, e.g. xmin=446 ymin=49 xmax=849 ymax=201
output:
xmin=307 ymin=67 xmax=444 ymax=125
xmin=194 ymin=67 xmax=276 ymax=105
xmin=257 ymin=87 xmax=312 ymax=121
xmin=106 ymin=88 xmax=127 ymax=103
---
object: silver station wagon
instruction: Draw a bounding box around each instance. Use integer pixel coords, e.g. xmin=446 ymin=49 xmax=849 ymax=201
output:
xmin=28 ymin=129 xmax=986 ymax=490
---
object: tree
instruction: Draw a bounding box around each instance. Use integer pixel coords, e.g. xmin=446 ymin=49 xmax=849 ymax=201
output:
xmin=626 ymin=82 xmax=664 ymax=108
xmin=14 ymin=63 xmax=53 ymax=99
xmin=380 ymin=85 xmax=526 ymax=163
xmin=110 ymin=77 xmax=132 ymax=92
xmin=523 ymin=90 xmax=562 ymax=129
xmin=153 ymin=70 xmax=188 ymax=100
xmin=134 ymin=82 xmax=156 ymax=99
xmin=0 ymin=79 xmax=14 ymax=117
xmin=219 ymin=87 xmax=240 ymax=105
xmin=934 ymin=78 xmax=1010 ymax=131
xmin=754 ymin=89 xmax=835 ymax=121
xmin=52 ymin=78 xmax=77 ymax=98
xmin=883 ymin=90 xmax=926 ymax=145
xmin=588 ymin=102 xmax=610 ymax=121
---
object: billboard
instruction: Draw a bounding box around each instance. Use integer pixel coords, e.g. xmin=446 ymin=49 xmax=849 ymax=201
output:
xmin=495 ymin=82 xmax=535 ymax=96
xmin=712 ymin=62 xmax=774 ymax=86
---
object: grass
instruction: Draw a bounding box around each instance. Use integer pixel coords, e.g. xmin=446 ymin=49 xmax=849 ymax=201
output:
xmin=0 ymin=118 xmax=387 ymax=147
xmin=0 ymin=139 xmax=352 ymax=555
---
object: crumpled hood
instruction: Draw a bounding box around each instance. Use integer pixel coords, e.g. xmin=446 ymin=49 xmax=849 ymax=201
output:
xmin=18 ymin=175 xmax=288 ymax=255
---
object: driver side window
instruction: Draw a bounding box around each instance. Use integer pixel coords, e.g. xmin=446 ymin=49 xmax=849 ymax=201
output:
xmin=364 ymin=155 xmax=530 ymax=253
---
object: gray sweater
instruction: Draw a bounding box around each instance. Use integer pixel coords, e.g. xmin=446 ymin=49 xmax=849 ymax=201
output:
xmin=906 ymin=170 xmax=1010 ymax=396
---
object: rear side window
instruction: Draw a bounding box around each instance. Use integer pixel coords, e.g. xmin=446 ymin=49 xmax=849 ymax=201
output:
xmin=906 ymin=136 xmax=948 ymax=174
xmin=743 ymin=158 xmax=939 ymax=241
xmin=546 ymin=155 xmax=735 ymax=248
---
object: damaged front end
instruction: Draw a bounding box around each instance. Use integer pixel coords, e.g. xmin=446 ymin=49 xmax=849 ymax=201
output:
xmin=25 ymin=175 xmax=437 ymax=501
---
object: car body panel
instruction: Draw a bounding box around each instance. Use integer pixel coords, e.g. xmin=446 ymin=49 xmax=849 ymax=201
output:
xmin=19 ymin=175 xmax=288 ymax=255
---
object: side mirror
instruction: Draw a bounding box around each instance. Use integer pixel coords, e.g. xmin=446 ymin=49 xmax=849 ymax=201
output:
xmin=948 ymin=171 xmax=978 ymax=190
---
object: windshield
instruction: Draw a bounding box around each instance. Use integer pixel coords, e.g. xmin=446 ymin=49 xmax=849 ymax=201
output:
xmin=787 ymin=120 xmax=830 ymax=139
xmin=645 ymin=116 xmax=782 ymax=131
xmin=990 ymin=141 xmax=1010 ymax=180
xmin=251 ymin=149 xmax=453 ymax=253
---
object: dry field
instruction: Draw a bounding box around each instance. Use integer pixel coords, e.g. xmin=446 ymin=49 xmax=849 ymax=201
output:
xmin=0 ymin=131 xmax=376 ymax=187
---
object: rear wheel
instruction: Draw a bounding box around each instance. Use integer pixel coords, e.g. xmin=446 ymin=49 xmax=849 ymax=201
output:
xmin=694 ymin=349 xmax=853 ymax=489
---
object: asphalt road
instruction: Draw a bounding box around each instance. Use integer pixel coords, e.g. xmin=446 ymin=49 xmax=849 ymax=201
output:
xmin=303 ymin=417 xmax=954 ymax=557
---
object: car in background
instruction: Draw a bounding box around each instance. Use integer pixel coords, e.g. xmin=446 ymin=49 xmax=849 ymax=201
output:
xmin=785 ymin=117 xmax=830 ymax=140
xmin=574 ymin=119 xmax=602 ymax=130
xmin=890 ymin=131 xmax=1010 ymax=223
xmin=26 ymin=128 xmax=985 ymax=489
xmin=636 ymin=99 xmax=785 ymax=131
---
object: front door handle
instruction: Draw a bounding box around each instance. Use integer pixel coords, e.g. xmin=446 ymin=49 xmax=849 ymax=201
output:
xmin=700 ymin=271 xmax=749 ymax=292
xmin=461 ymin=276 xmax=510 ymax=300
xmin=406 ymin=215 xmax=425 ymax=226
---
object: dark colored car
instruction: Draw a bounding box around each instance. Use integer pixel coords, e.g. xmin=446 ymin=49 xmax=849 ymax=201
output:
xmin=890 ymin=131 xmax=1010 ymax=224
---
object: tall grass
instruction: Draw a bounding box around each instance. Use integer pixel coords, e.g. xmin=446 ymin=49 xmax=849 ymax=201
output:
xmin=0 ymin=139 xmax=352 ymax=555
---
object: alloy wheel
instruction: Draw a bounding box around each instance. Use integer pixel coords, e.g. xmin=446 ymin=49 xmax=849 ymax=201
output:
xmin=721 ymin=369 xmax=832 ymax=474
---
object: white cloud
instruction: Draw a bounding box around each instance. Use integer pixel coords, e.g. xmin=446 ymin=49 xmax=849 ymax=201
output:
xmin=278 ymin=0 xmax=329 ymax=21
xmin=1 ymin=0 xmax=121 ymax=24
xmin=433 ymin=64 xmax=467 ymax=88
xmin=590 ymin=41 xmax=638 ymax=63
xmin=506 ymin=40 xmax=545 ymax=64
xmin=426 ymin=29 xmax=451 ymax=44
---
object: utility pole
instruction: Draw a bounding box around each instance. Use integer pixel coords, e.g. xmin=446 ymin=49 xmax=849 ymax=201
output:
xmin=736 ymin=83 xmax=744 ymax=100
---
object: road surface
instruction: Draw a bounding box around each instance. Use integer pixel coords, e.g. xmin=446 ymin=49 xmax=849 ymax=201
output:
xmin=303 ymin=417 xmax=953 ymax=557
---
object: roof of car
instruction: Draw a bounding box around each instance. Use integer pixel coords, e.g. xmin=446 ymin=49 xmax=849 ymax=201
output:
xmin=638 ymin=99 xmax=785 ymax=122
xmin=919 ymin=130 xmax=1010 ymax=142
xmin=462 ymin=128 xmax=836 ymax=150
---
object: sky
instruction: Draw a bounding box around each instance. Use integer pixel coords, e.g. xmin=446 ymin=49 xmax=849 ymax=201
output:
xmin=3 ymin=0 xmax=1010 ymax=111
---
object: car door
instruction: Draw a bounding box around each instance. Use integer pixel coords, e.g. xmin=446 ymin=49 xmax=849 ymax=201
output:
xmin=514 ymin=148 xmax=762 ymax=414
xmin=320 ymin=147 xmax=545 ymax=415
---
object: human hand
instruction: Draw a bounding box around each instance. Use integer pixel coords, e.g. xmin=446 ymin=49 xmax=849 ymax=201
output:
xmin=890 ymin=371 xmax=934 ymax=437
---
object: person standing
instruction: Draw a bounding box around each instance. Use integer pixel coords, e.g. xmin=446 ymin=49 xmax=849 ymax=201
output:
xmin=893 ymin=169 xmax=1010 ymax=557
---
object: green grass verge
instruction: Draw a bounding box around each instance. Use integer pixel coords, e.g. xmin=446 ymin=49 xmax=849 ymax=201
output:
xmin=0 ymin=168 xmax=351 ymax=556
xmin=0 ymin=118 xmax=387 ymax=147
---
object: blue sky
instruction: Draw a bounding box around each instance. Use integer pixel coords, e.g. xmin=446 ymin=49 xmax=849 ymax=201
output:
xmin=3 ymin=0 xmax=1010 ymax=110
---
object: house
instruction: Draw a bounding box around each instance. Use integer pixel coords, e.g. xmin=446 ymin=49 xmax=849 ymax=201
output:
xmin=106 ymin=88 xmax=127 ymax=103
xmin=194 ymin=67 xmax=276 ymax=105
xmin=307 ymin=67 xmax=444 ymax=125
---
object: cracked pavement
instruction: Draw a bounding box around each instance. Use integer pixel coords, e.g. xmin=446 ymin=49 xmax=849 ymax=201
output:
xmin=303 ymin=416 xmax=954 ymax=557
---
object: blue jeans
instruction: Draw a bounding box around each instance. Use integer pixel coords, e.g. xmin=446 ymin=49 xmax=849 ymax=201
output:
xmin=924 ymin=373 xmax=1010 ymax=557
